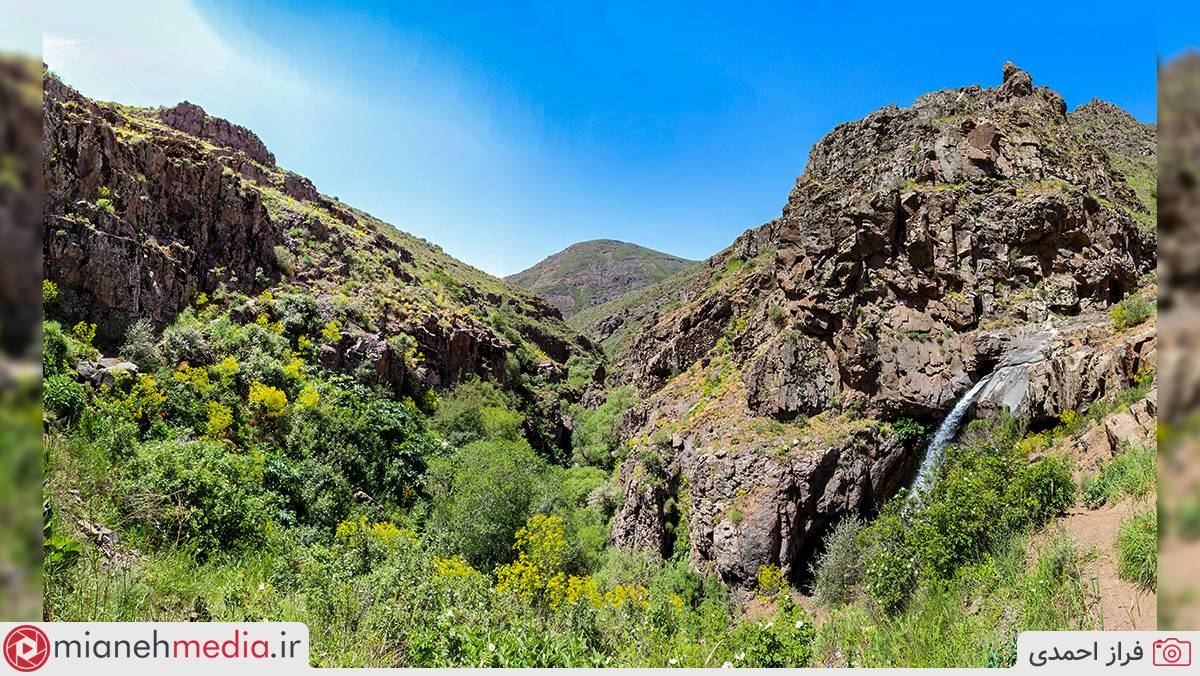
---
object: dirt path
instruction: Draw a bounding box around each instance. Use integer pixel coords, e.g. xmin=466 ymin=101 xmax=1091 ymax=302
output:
xmin=1043 ymin=499 xmax=1156 ymax=630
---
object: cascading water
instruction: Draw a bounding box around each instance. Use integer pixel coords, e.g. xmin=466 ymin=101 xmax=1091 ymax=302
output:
xmin=908 ymin=374 xmax=994 ymax=496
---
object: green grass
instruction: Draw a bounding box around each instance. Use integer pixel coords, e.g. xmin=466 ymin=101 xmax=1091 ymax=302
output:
xmin=1115 ymin=508 xmax=1157 ymax=590
xmin=0 ymin=379 xmax=42 ymax=620
xmin=1082 ymin=443 xmax=1156 ymax=508
xmin=812 ymin=532 xmax=1098 ymax=668
xmin=1107 ymin=153 xmax=1157 ymax=232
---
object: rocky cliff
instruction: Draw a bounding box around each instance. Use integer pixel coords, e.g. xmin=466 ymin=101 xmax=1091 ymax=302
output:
xmin=42 ymin=72 xmax=601 ymax=450
xmin=606 ymin=64 xmax=1157 ymax=590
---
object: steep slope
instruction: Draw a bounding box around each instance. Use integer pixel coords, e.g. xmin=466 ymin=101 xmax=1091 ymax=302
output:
xmin=570 ymin=262 xmax=704 ymax=359
xmin=506 ymin=239 xmax=696 ymax=320
xmin=41 ymin=72 xmax=600 ymax=450
xmin=605 ymin=63 xmax=1157 ymax=589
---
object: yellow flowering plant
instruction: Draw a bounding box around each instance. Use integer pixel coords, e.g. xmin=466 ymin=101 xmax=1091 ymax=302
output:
xmin=248 ymin=382 xmax=288 ymax=417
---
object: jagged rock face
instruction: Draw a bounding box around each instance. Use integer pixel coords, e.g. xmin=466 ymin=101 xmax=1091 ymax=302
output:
xmin=42 ymin=75 xmax=599 ymax=434
xmin=610 ymin=427 xmax=909 ymax=592
xmin=43 ymin=76 xmax=284 ymax=343
xmin=159 ymin=101 xmax=276 ymax=166
xmin=608 ymin=64 xmax=1157 ymax=590
xmin=623 ymin=64 xmax=1155 ymax=418
xmin=975 ymin=321 xmax=1157 ymax=424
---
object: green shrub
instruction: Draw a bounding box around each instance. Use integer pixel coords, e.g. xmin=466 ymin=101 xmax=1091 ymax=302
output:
xmin=892 ymin=418 xmax=926 ymax=443
xmin=122 ymin=438 xmax=275 ymax=556
xmin=570 ymin=385 xmax=638 ymax=468
xmin=1115 ymin=508 xmax=1156 ymax=589
xmin=427 ymin=439 xmax=547 ymax=570
xmin=120 ymin=318 xmax=161 ymax=371
xmin=290 ymin=392 xmax=438 ymax=508
xmin=293 ymin=458 xmax=355 ymax=530
xmin=861 ymin=497 xmax=916 ymax=614
xmin=43 ymin=279 xmax=60 ymax=305
xmin=811 ymin=516 xmax=866 ymax=607
xmin=160 ymin=319 xmax=211 ymax=366
xmin=1004 ymin=455 xmax=1075 ymax=530
xmin=275 ymin=293 xmax=321 ymax=337
xmin=565 ymin=354 xmax=601 ymax=390
xmin=1110 ymin=294 xmax=1154 ymax=331
xmin=69 ymin=321 xmax=99 ymax=361
xmin=1082 ymin=444 xmax=1156 ymax=508
xmin=44 ymin=374 xmax=86 ymax=423
xmin=43 ymin=320 xmax=69 ymax=376
xmin=432 ymin=378 xmax=524 ymax=447
xmin=731 ymin=596 xmax=816 ymax=667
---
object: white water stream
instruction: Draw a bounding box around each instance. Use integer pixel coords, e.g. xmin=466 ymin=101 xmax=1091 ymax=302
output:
xmin=908 ymin=374 xmax=994 ymax=496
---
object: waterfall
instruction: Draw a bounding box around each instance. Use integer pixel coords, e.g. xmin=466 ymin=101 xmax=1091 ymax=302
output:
xmin=909 ymin=374 xmax=994 ymax=496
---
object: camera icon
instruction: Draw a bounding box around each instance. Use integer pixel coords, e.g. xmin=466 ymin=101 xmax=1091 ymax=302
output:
xmin=1154 ymin=638 xmax=1192 ymax=667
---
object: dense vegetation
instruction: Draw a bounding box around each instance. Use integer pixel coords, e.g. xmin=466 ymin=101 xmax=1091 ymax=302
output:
xmin=42 ymin=279 xmax=1155 ymax=665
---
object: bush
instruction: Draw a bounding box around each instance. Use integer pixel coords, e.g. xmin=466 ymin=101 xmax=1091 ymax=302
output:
xmin=160 ymin=319 xmax=211 ymax=366
xmin=121 ymin=318 xmax=161 ymax=371
xmin=43 ymin=320 xmax=69 ymax=376
xmin=1004 ymin=455 xmax=1075 ymax=530
xmin=290 ymin=389 xmax=438 ymax=508
xmin=570 ymin=385 xmax=638 ymax=467
xmin=43 ymin=278 xmax=60 ymax=305
xmin=432 ymin=378 xmax=524 ymax=447
xmin=44 ymin=374 xmax=86 ymax=422
xmin=861 ymin=497 xmax=917 ymax=614
xmin=1110 ymin=294 xmax=1154 ymax=331
xmin=69 ymin=321 xmax=99 ymax=360
xmin=1115 ymin=508 xmax=1156 ymax=589
xmin=275 ymin=293 xmax=321 ymax=337
xmin=428 ymin=439 xmax=548 ymax=570
xmin=122 ymin=438 xmax=274 ymax=555
xmin=892 ymin=418 xmax=926 ymax=443
xmin=811 ymin=516 xmax=866 ymax=607
xmin=293 ymin=458 xmax=355 ymax=529
xmin=756 ymin=564 xmax=786 ymax=598
xmin=731 ymin=596 xmax=816 ymax=667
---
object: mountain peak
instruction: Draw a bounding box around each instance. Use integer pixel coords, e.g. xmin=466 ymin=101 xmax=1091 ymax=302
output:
xmin=507 ymin=240 xmax=697 ymax=320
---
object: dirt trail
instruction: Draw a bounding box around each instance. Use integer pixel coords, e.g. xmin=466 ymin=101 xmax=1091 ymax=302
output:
xmin=1044 ymin=499 xmax=1156 ymax=630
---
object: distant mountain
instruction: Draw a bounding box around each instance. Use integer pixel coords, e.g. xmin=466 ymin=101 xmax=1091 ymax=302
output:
xmin=506 ymin=240 xmax=697 ymax=320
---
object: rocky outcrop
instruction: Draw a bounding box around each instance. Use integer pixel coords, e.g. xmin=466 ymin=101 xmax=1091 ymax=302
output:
xmin=620 ymin=65 xmax=1154 ymax=423
xmin=42 ymin=73 xmax=601 ymax=451
xmin=1067 ymin=389 xmax=1156 ymax=472
xmin=1070 ymin=98 xmax=1157 ymax=161
xmin=159 ymin=101 xmax=276 ymax=166
xmin=43 ymin=80 xmax=284 ymax=344
xmin=976 ymin=321 xmax=1157 ymax=424
xmin=606 ymin=64 xmax=1157 ymax=590
xmin=609 ymin=427 xmax=910 ymax=592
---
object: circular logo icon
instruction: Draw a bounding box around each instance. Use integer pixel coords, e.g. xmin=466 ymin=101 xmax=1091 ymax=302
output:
xmin=3 ymin=625 xmax=50 ymax=672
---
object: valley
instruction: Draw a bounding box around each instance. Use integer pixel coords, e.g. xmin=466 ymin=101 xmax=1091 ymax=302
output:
xmin=41 ymin=62 xmax=1157 ymax=667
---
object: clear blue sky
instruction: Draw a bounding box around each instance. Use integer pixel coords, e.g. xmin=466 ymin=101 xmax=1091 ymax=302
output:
xmin=43 ymin=1 xmax=1155 ymax=277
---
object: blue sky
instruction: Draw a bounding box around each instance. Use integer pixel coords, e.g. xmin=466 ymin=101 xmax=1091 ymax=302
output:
xmin=41 ymin=1 xmax=1156 ymax=276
